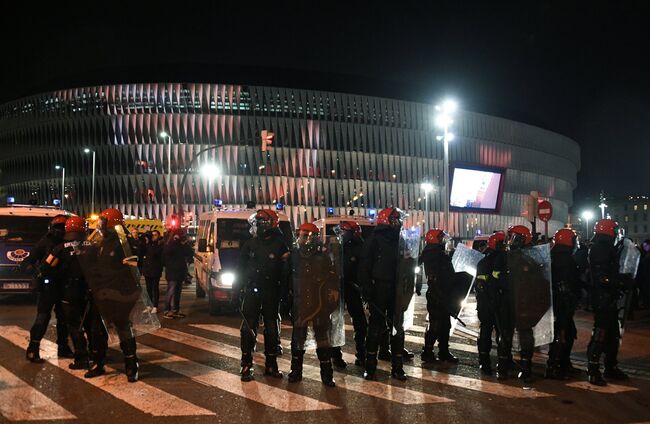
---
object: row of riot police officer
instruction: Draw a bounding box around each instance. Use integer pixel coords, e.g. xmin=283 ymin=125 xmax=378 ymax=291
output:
xmin=24 ymin=209 xmax=143 ymax=382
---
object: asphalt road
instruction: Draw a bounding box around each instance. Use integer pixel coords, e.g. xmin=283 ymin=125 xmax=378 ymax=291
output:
xmin=1 ymin=285 xmax=649 ymax=424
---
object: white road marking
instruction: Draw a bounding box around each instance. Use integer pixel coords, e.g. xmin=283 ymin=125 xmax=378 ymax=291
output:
xmin=136 ymin=344 xmax=339 ymax=411
xmin=0 ymin=364 xmax=76 ymax=421
xmin=157 ymin=327 xmax=451 ymax=405
xmin=565 ymin=381 xmax=639 ymax=394
xmin=0 ymin=326 xmax=214 ymax=417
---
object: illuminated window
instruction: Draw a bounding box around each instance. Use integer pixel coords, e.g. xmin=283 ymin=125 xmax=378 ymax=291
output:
xmin=634 ymin=205 xmax=638 ymax=211
xmin=645 ymin=204 xmax=648 ymax=210
xmin=625 ymin=216 xmax=629 ymax=222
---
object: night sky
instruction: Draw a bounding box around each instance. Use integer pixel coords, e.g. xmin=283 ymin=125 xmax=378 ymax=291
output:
xmin=2 ymin=1 xmax=648 ymax=206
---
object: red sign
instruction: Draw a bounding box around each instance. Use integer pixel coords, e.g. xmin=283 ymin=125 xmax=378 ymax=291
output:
xmin=537 ymin=200 xmax=553 ymax=222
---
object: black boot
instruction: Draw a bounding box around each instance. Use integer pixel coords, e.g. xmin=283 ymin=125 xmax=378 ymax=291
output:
xmin=421 ymin=347 xmax=436 ymax=363
xmin=364 ymin=353 xmax=378 ymax=380
xmin=588 ymin=363 xmax=607 ymax=386
xmin=518 ymin=358 xmax=533 ymax=384
xmin=264 ymin=355 xmax=283 ymax=378
xmin=391 ymin=355 xmax=407 ymax=381
xmin=26 ymin=341 xmax=44 ymax=363
xmin=604 ymin=366 xmax=629 ymax=380
xmin=120 ymin=338 xmax=139 ymax=383
xmin=57 ymin=344 xmax=75 ymax=359
xmin=84 ymin=361 xmax=105 ymax=378
xmin=331 ymin=347 xmax=347 ymax=369
xmin=496 ymin=356 xmax=511 ymax=380
xmin=317 ymin=348 xmax=335 ymax=387
xmin=69 ymin=355 xmax=90 ymax=370
xmin=288 ymin=351 xmax=304 ymax=383
xmin=479 ymin=353 xmax=492 ymax=375
xmin=402 ymin=348 xmax=415 ymax=361
xmin=355 ymin=349 xmax=366 ymax=367
xmin=240 ymin=354 xmax=254 ymax=382
xmin=438 ymin=348 xmax=459 ymax=364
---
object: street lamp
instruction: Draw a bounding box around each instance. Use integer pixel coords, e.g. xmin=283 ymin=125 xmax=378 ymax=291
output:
xmin=55 ymin=165 xmax=65 ymax=210
xmin=159 ymin=131 xmax=172 ymax=208
xmin=582 ymin=210 xmax=594 ymax=238
xmin=421 ymin=182 xmax=434 ymax=231
xmin=200 ymin=163 xmax=221 ymax=180
xmin=84 ymin=148 xmax=96 ymax=215
xmin=435 ymin=98 xmax=457 ymax=233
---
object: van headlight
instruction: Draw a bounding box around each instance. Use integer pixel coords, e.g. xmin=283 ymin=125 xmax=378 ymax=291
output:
xmin=219 ymin=272 xmax=235 ymax=287
xmin=414 ymin=266 xmax=421 ymax=273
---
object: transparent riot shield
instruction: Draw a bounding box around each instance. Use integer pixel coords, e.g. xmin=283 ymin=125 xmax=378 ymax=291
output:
xmin=509 ymin=243 xmax=554 ymax=349
xmin=81 ymin=227 xmax=160 ymax=345
xmin=291 ymin=235 xmax=345 ymax=350
xmin=450 ymin=243 xmax=486 ymax=338
xmin=617 ymin=238 xmax=640 ymax=335
xmin=394 ymin=227 xmax=421 ymax=335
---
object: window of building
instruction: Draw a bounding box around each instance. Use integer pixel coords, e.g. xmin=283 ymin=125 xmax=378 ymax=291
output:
xmin=625 ymin=215 xmax=629 ymax=222
xmin=645 ymin=204 xmax=648 ymax=210
xmin=634 ymin=204 xmax=638 ymax=211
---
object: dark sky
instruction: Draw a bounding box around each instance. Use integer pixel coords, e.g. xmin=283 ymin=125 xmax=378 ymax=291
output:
xmin=2 ymin=1 xmax=649 ymax=205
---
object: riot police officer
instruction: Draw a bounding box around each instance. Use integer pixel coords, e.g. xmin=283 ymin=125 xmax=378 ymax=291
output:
xmin=587 ymin=219 xmax=632 ymax=386
xmin=359 ymin=207 xmax=409 ymax=381
xmin=474 ymin=231 xmax=506 ymax=374
xmin=288 ymin=223 xmax=341 ymax=387
xmin=24 ymin=215 xmax=73 ymax=362
xmin=237 ymin=209 xmax=290 ymax=382
xmin=331 ymin=221 xmax=368 ymax=368
xmin=420 ymin=228 xmax=459 ymax=364
xmin=545 ymin=228 xmax=581 ymax=379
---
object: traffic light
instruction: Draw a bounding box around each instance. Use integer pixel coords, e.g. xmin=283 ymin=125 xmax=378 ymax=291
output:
xmin=261 ymin=130 xmax=274 ymax=152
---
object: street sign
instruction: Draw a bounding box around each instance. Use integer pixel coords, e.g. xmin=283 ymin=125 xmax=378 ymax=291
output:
xmin=537 ymin=200 xmax=553 ymax=223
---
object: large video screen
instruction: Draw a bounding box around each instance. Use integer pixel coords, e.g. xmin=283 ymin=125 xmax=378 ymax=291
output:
xmin=449 ymin=166 xmax=504 ymax=212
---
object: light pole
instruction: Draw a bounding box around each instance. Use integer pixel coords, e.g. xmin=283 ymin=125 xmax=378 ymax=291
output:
xmin=582 ymin=210 xmax=594 ymax=239
xmin=160 ymin=131 xmax=172 ymax=209
xmin=84 ymin=148 xmax=96 ymax=214
xmin=435 ymin=99 xmax=457 ymax=233
xmin=421 ymin=182 xmax=434 ymax=231
xmin=55 ymin=165 xmax=65 ymax=210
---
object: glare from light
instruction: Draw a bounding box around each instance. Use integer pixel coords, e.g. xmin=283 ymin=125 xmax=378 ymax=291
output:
xmin=160 ymin=131 xmax=169 ymax=138
xmin=582 ymin=210 xmax=594 ymax=221
xmin=55 ymin=165 xmax=62 ymax=170
xmin=200 ymin=163 xmax=221 ymax=179
xmin=435 ymin=114 xmax=453 ymax=128
xmin=414 ymin=266 xmax=421 ymax=273
xmin=445 ymin=132 xmax=455 ymax=142
xmin=220 ymin=272 xmax=235 ymax=287
xmin=84 ymin=148 xmax=91 ymax=153
xmin=441 ymin=99 xmax=458 ymax=114
xmin=421 ymin=182 xmax=434 ymax=193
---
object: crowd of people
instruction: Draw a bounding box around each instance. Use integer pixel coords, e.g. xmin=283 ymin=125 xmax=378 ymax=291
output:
xmin=20 ymin=206 xmax=641 ymax=390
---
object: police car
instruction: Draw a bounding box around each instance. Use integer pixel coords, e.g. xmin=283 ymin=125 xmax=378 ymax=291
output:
xmin=194 ymin=207 xmax=293 ymax=315
xmin=0 ymin=204 xmax=74 ymax=294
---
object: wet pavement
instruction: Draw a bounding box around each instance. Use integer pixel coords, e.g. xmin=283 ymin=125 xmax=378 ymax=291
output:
xmin=1 ymin=285 xmax=649 ymax=424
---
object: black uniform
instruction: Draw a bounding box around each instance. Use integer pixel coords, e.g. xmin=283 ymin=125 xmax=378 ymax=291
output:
xmin=546 ymin=244 xmax=580 ymax=378
xmin=420 ymin=243 xmax=457 ymax=362
xmin=359 ymin=224 xmax=404 ymax=378
xmin=237 ymin=228 xmax=290 ymax=379
xmin=587 ymin=234 xmax=632 ymax=384
xmin=475 ymin=250 xmax=501 ymax=373
xmin=25 ymin=231 xmax=71 ymax=361
xmin=331 ymin=235 xmax=367 ymax=366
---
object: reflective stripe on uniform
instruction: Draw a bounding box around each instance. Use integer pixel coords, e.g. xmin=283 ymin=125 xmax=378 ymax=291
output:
xmin=492 ymin=271 xmax=501 ymax=279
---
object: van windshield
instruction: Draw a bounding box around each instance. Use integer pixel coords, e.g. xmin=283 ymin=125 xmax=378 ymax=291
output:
xmin=216 ymin=219 xmax=251 ymax=249
xmin=0 ymin=216 xmax=51 ymax=243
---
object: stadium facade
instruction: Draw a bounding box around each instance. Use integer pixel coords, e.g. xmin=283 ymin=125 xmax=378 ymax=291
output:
xmin=0 ymin=83 xmax=580 ymax=238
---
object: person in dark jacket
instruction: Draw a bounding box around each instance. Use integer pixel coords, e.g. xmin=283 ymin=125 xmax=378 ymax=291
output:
xmin=359 ymin=207 xmax=409 ymax=381
xmin=637 ymin=240 xmax=650 ymax=309
xmin=23 ymin=214 xmax=73 ymax=362
xmin=142 ymin=230 xmax=164 ymax=313
xmin=586 ymin=219 xmax=634 ymax=386
xmin=545 ymin=228 xmax=581 ymax=379
xmin=237 ymin=209 xmax=290 ymax=382
xmin=331 ymin=220 xmax=368 ymax=368
xmin=162 ymin=230 xmax=194 ymax=319
xmin=474 ymin=231 xmax=506 ymax=375
xmin=419 ymin=228 xmax=459 ymax=364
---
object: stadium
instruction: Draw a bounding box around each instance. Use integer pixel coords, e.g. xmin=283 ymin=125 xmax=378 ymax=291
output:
xmin=0 ymin=83 xmax=580 ymax=238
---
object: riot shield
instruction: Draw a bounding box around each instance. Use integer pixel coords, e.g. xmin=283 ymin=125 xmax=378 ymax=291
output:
xmin=617 ymin=238 xmax=640 ymax=335
xmin=393 ymin=227 xmax=421 ymax=335
xmin=80 ymin=226 xmax=160 ymax=345
xmin=508 ymin=243 xmax=554 ymax=349
xmin=450 ymin=243 xmax=486 ymax=338
xmin=291 ymin=235 xmax=345 ymax=350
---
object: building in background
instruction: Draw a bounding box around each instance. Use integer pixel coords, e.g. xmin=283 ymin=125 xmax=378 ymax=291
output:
xmin=0 ymin=83 xmax=580 ymax=238
xmin=606 ymin=195 xmax=650 ymax=243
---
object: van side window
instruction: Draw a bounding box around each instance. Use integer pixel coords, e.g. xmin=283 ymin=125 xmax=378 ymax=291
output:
xmin=208 ymin=222 xmax=215 ymax=249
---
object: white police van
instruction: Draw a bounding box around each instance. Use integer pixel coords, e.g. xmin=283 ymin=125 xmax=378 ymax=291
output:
xmin=194 ymin=207 xmax=293 ymax=315
xmin=0 ymin=205 xmax=74 ymax=294
xmin=312 ymin=214 xmax=377 ymax=242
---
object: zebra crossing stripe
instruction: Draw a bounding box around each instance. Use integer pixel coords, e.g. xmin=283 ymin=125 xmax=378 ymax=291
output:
xmin=190 ymin=323 xmax=553 ymax=399
xmin=135 ymin=344 xmax=339 ymax=411
xmin=565 ymin=381 xmax=638 ymax=394
xmin=0 ymin=364 xmax=76 ymax=421
xmin=155 ymin=327 xmax=451 ymax=405
xmin=0 ymin=326 xmax=215 ymax=417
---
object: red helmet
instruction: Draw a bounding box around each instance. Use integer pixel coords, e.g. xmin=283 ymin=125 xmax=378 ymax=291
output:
xmin=377 ymin=207 xmax=404 ymax=227
xmin=425 ymin=229 xmax=446 ymax=245
xmin=65 ymin=216 xmax=88 ymax=233
xmin=255 ymin=209 xmax=279 ymax=228
xmin=339 ymin=221 xmax=362 ymax=236
xmin=554 ymin=228 xmax=577 ymax=248
xmin=488 ymin=231 xmax=506 ymax=250
xmin=507 ymin=225 xmax=532 ymax=246
xmin=298 ymin=222 xmax=319 ymax=234
xmin=99 ymin=208 xmax=124 ymax=229
xmin=594 ymin=219 xmax=619 ymax=237
xmin=50 ymin=215 xmax=68 ymax=227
